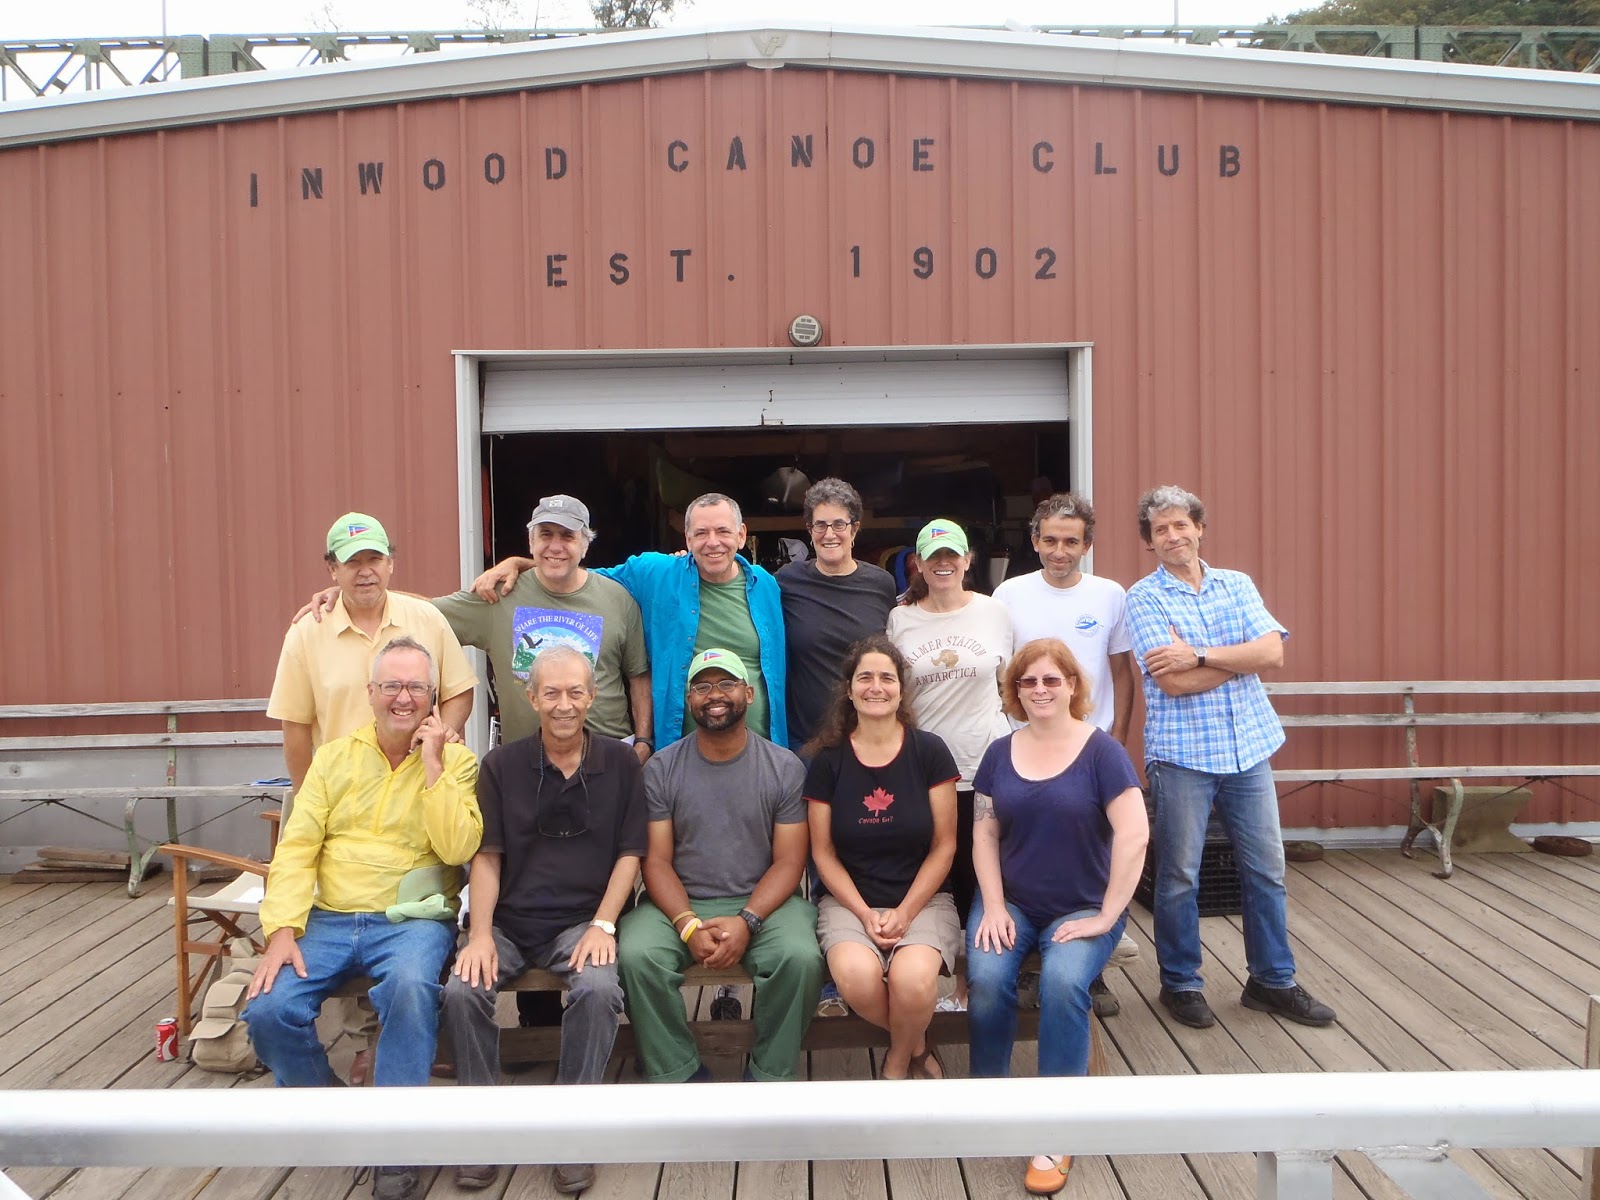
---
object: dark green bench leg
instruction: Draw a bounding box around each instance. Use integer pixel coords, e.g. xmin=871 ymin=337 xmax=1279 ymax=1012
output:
xmin=1433 ymin=780 xmax=1465 ymax=880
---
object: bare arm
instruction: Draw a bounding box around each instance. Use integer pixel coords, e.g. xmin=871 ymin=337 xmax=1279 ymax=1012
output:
xmin=808 ymin=801 xmax=874 ymax=926
xmin=454 ymin=851 xmax=503 ymax=990
xmin=1146 ymin=627 xmax=1284 ymax=697
xmin=970 ymin=791 xmax=1014 ymax=952
xmin=628 ymin=673 xmax=654 ymax=763
xmin=439 ymin=689 xmax=473 ymax=734
xmin=469 ymin=556 xmax=536 ymax=604
xmin=567 ymin=853 xmax=643 ymax=972
xmin=642 ymin=818 xmax=718 ymax=964
xmin=1053 ymin=787 xmax=1149 ymax=942
xmin=1109 ymin=650 xmax=1135 ymax=745
xmin=889 ymin=779 xmax=957 ymax=925
xmin=282 ymin=721 xmax=314 ymax=793
xmin=745 ymin=820 xmax=809 ymax=921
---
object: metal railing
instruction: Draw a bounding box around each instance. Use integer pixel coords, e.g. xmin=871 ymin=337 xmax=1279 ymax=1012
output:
xmin=3 ymin=25 xmax=1597 ymax=101
xmin=2 ymin=1070 xmax=1598 ymax=1199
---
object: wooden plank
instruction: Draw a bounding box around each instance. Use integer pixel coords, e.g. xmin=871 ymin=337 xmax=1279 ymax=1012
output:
xmin=1266 ymin=681 xmax=1600 ymax=695
xmin=1273 ymin=765 xmax=1600 ymax=782
xmin=1296 ymin=859 xmax=1585 ymax=1063
xmin=0 ymin=730 xmax=283 ymax=751
xmin=1492 ymin=852 xmax=1600 ymax=911
xmin=1279 ymin=712 xmax=1600 ymax=727
xmin=1445 ymin=859 xmax=1600 ymax=972
xmin=0 ymin=881 xmax=174 ymax=991
xmin=734 ymin=1158 xmax=806 ymax=1200
xmin=810 ymin=1046 xmax=889 ymax=1200
xmin=0 ymin=699 xmax=272 ymax=718
xmin=9 ymin=784 xmax=291 ymax=800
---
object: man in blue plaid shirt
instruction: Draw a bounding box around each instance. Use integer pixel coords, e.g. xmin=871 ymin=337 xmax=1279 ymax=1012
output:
xmin=1125 ymin=486 xmax=1335 ymax=1032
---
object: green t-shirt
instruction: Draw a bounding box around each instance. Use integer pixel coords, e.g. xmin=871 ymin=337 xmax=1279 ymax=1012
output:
xmin=684 ymin=577 xmax=770 ymax=740
xmin=431 ymin=571 xmax=648 ymax=744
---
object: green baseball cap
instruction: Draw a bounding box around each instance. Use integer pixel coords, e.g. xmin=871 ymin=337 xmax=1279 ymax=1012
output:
xmin=687 ymin=648 xmax=750 ymax=684
xmin=326 ymin=512 xmax=391 ymax=561
xmin=915 ymin=519 xmax=970 ymax=560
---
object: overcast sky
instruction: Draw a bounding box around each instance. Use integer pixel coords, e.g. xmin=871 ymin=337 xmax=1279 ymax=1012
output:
xmin=4 ymin=1 xmax=1283 ymax=40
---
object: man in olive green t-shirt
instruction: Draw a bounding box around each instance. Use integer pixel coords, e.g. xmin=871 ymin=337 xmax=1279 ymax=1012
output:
xmin=432 ymin=496 xmax=653 ymax=762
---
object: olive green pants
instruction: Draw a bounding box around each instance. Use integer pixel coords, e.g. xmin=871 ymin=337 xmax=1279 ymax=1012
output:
xmin=618 ymin=895 xmax=822 ymax=1082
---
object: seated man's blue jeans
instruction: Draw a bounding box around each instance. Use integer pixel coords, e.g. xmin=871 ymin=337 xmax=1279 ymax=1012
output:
xmin=965 ymin=897 xmax=1126 ymax=1079
xmin=1149 ymin=757 xmax=1295 ymax=993
xmin=244 ymin=909 xmax=455 ymax=1087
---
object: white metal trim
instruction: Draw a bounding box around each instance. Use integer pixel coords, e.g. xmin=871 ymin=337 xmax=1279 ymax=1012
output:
xmin=4 ymin=22 xmax=1600 ymax=149
xmin=454 ymin=352 xmax=491 ymax=758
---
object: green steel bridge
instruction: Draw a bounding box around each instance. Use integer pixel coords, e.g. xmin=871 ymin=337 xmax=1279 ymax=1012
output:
xmin=2 ymin=25 xmax=1597 ymax=102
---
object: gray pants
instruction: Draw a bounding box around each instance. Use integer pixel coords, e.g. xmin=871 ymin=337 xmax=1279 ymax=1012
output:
xmin=440 ymin=921 xmax=623 ymax=1086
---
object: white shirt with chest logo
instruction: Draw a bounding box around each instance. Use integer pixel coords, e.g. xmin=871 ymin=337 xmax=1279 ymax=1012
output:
xmin=992 ymin=570 xmax=1131 ymax=733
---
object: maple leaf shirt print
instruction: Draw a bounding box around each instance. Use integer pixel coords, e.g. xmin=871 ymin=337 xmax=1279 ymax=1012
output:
xmin=861 ymin=786 xmax=895 ymax=823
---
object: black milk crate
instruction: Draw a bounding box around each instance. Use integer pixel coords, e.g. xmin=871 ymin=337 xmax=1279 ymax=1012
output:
xmin=1133 ymin=791 xmax=1244 ymax=918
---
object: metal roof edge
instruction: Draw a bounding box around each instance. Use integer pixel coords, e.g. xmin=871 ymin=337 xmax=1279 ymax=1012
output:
xmin=2 ymin=21 xmax=1597 ymax=148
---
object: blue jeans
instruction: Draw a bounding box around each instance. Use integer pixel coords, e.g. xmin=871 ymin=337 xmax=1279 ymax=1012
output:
xmin=1148 ymin=758 xmax=1295 ymax=993
xmin=965 ymin=896 xmax=1126 ymax=1079
xmin=244 ymin=909 xmax=455 ymax=1087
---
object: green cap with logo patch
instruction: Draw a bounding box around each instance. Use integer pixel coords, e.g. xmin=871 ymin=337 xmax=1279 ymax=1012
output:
xmin=915 ymin=518 xmax=969 ymax=560
xmin=326 ymin=512 xmax=391 ymax=562
xmin=687 ymin=648 xmax=750 ymax=684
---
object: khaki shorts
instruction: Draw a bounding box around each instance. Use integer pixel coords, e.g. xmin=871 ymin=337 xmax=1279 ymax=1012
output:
xmin=816 ymin=892 xmax=962 ymax=974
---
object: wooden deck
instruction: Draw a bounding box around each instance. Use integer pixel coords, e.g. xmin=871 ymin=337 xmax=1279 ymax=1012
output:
xmin=2 ymin=848 xmax=1597 ymax=1199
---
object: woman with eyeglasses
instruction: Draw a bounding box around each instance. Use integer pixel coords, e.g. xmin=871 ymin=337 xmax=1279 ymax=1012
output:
xmin=886 ymin=518 xmax=1014 ymax=927
xmin=776 ymin=478 xmax=897 ymax=751
xmin=967 ymin=638 xmax=1148 ymax=1196
xmin=803 ymin=635 xmax=959 ymax=1079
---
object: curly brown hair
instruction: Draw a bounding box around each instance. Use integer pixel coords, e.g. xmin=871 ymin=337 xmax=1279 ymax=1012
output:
xmin=803 ymin=634 xmax=917 ymax=755
xmin=1001 ymin=638 xmax=1091 ymax=723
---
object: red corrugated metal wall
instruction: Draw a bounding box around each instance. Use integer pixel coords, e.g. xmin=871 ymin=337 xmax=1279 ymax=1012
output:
xmin=3 ymin=67 xmax=1596 ymax=826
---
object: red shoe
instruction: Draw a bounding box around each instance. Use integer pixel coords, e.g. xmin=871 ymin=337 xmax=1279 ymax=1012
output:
xmin=348 ymin=1047 xmax=374 ymax=1087
xmin=1023 ymin=1155 xmax=1072 ymax=1195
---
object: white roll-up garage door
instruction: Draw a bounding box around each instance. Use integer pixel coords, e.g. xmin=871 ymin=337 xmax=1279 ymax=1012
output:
xmin=480 ymin=347 xmax=1070 ymax=433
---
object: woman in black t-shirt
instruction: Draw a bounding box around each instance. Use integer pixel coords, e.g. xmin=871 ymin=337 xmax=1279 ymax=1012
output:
xmin=803 ymin=634 xmax=960 ymax=1080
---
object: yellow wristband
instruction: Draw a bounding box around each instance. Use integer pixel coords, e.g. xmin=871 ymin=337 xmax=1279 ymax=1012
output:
xmin=679 ymin=917 xmax=702 ymax=943
xmin=670 ymin=909 xmax=696 ymax=929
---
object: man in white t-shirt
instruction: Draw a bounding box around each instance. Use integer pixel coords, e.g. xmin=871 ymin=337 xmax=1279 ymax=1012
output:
xmin=993 ymin=491 xmax=1135 ymax=1017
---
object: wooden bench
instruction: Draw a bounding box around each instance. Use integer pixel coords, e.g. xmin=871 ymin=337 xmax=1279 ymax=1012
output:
xmin=1266 ymin=680 xmax=1600 ymax=878
xmin=472 ymin=936 xmax=1141 ymax=1073
xmin=1 ymin=699 xmax=290 ymax=896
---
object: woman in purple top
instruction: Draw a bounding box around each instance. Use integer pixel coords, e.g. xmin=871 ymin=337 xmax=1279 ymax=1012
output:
xmin=804 ymin=635 xmax=960 ymax=1080
xmin=968 ymin=638 xmax=1148 ymax=1197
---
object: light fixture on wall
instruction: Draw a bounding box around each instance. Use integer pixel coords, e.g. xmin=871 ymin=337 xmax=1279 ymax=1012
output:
xmin=788 ymin=314 xmax=823 ymax=347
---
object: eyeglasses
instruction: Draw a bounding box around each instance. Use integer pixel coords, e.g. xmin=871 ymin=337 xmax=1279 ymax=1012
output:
xmin=536 ymin=736 xmax=590 ymax=838
xmin=375 ymin=681 xmax=435 ymax=698
xmin=808 ymin=519 xmax=856 ymax=536
xmin=689 ymin=678 xmax=745 ymax=698
xmin=1017 ymin=675 xmax=1068 ymax=690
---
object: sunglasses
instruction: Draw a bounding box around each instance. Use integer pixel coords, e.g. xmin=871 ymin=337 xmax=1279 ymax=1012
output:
xmin=1017 ymin=675 xmax=1068 ymax=690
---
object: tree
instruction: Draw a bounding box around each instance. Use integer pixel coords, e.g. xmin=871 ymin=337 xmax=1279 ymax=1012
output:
xmin=1272 ymin=1 xmax=1600 ymax=25
xmin=590 ymin=0 xmax=690 ymax=29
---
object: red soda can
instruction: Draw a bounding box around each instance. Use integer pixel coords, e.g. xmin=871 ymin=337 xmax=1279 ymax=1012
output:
xmin=155 ymin=1018 xmax=179 ymax=1061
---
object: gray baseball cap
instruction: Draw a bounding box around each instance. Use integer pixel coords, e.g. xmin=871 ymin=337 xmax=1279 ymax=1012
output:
xmin=527 ymin=494 xmax=591 ymax=532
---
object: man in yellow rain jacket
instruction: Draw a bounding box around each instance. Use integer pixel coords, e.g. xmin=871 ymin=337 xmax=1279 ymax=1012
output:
xmin=245 ymin=635 xmax=482 ymax=1200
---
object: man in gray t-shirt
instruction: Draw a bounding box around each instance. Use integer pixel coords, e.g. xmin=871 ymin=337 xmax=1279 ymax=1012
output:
xmin=617 ymin=648 xmax=822 ymax=1083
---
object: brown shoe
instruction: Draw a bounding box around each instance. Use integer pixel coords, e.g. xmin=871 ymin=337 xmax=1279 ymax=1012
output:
xmin=553 ymin=1163 xmax=596 ymax=1194
xmin=348 ymin=1047 xmax=374 ymax=1087
xmin=453 ymin=1164 xmax=499 ymax=1190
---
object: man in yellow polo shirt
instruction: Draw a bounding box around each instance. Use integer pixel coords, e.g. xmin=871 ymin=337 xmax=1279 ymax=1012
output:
xmin=266 ymin=511 xmax=476 ymax=1083
xmin=247 ymin=636 xmax=482 ymax=1200
xmin=268 ymin=512 xmax=476 ymax=787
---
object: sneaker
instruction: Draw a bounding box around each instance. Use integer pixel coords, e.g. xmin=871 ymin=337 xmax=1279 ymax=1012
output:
xmin=355 ymin=1165 xmax=420 ymax=1200
xmin=1016 ymin=970 xmax=1041 ymax=1009
xmin=816 ymin=982 xmax=849 ymax=1017
xmin=1158 ymin=987 xmax=1216 ymax=1029
xmin=1240 ymin=978 xmax=1336 ymax=1027
xmin=453 ymin=1164 xmax=499 ymax=1190
xmin=710 ymin=984 xmax=743 ymax=1020
xmin=553 ymin=1163 xmax=596 ymax=1194
xmin=1089 ymin=974 xmax=1121 ymax=1018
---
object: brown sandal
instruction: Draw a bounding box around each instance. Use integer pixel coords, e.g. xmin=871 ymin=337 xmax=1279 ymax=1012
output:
xmin=908 ymin=1045 xmax=945 ymax=1080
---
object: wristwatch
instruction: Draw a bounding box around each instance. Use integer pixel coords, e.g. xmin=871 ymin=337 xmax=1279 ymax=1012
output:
xmin=590 ymin=918 xmax=617 ymax=936
xmin=737 ymin=908 xmax=765 ymax=936
xmin=1196 ymin=649 xmax=1207 ymax=669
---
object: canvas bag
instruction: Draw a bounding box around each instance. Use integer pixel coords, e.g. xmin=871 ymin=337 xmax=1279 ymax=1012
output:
xmin=189 ymin=939 xmax=261 ymax=1074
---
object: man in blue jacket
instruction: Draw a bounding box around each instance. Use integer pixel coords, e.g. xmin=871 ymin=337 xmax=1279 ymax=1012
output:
xmin=474 ymin=492 xmax=788 ymax=749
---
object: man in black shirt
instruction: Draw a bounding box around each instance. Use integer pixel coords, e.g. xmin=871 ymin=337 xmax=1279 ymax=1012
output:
xmin=440 ymin=646 xmax=647 ymax=1195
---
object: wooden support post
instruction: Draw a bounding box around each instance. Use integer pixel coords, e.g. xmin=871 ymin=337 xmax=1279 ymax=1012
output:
xmin=1586 ymin=995 xmax=1599 ymax=1200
